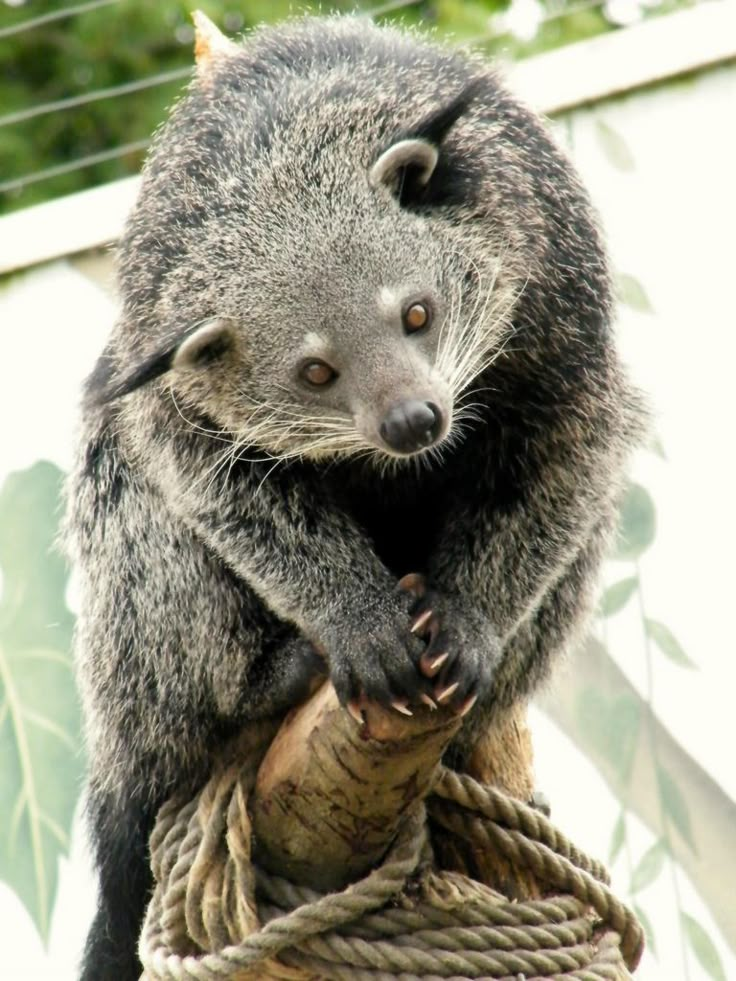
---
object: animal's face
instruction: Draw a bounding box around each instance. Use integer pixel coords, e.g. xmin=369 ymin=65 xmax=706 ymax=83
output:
xmin=226 ymin=239 xmax=457 ymax=461
xmin=155 ymin=201 xmax=499 ymax=467
xmin=102 ymin=179 xmax=512 ymax=467
xmin=93 ymin=26 xmax=520 ymax=467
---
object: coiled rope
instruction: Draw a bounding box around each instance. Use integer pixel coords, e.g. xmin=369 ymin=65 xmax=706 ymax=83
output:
xmin=139 ymin=731 xmax=644 ymax=981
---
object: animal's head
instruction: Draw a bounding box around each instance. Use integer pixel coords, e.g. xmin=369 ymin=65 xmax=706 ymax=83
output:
xmin=88 ymin=14 xmax=528 ymax=467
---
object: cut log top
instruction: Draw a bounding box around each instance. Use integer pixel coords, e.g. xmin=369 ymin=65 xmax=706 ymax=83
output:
xmin=251 ymin=682 xmax=535 ymax=893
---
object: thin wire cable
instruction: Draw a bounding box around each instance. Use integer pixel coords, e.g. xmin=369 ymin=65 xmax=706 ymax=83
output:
xmin=0 ymin=66 xmax=191 ymax=130
xmin=0 ymin=138 xmax=149 ymax=196
xmin=367 ymin=0 xmax=424 ymax=18
xmin=0 ymin=0 xmax=645 ymax=199
xmin=461 ymin=0 xmax=608 ymax=47
xmin=0 ymin=1 xmax=413 ymax=133
xmin=0 ymin=0 xmax=120 ymax=41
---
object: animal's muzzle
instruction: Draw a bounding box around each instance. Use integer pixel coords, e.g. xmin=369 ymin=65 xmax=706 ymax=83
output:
xmin=379 ymin=400 xmax=443 ymax=454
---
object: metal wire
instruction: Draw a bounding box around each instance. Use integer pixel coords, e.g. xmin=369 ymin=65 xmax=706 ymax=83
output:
xmin=0 ymin=67 xmax=191 ymax=130
xmin=0 ymin=0 xmax=120 ymax=42
xmin=0 ymin=0 xmax=651 ymax=199
xmin=0 ymin=0 xmax=417 ymax=133
xmin=367 ymin=0 xmax=425 ymax=19
xmin=0 ymin=139 xmax=149 ymax=196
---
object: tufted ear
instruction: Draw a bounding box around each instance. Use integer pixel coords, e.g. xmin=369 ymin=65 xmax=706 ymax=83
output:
xmin=192 ymin=10 xmax=239 ymax=75
xmin=171 ymin=317 xmax=235 ymax=370
xmin=369 ymin=139 xmax=438 ymax=193
xmin=86 ymin=319 xmax=235 ymax=405
xmin=372 ymin=80 xmax=482 ymax=208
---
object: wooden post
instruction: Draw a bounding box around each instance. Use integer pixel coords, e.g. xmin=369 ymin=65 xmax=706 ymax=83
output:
xmin=251 ymin=682 xmax=463 ymax=891
xmin=250 ymin=683 xmax=536 ymax=896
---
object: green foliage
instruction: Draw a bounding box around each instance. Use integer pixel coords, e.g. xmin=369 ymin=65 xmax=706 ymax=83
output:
xmin=0 ymin=0 xmax=357 ymax=212
xmin=431 ymin=0 xmax=500 ymax=39
xmin=681 ymin=912 xmax=727 ymax=981
xmin=656 ymin=764 xmax=695 ymax=851
xmin=0 ymin=0 xmax=683 ymax=215
xmin=617 ymin=272 xmax=655 ymax=314
xmin=600 ymin=466 xmax=715 ymax=972
xmin=0 ymin=461 xmax=81 ymax=942
xmin=595 ymin=117 xmax=656 ymax=326
xmin=630 ymin=837 xmax=667 ymax=893
xmin=599 ymin=576 xmax=638 ymax=616
xmin=645 ymin=619 xmax=696 ymax=669
xmin=608 ymin=809 xmax=626 ymax=864
xmin=595 ymin=119 xmax=636 ymax=172
xmin=647 ymin=435 xmax=667 ymax=460
xmin=576 ymin=688 xmax=641 ymax=784
xmin=613 ymin=483 xmax=656 ymax=561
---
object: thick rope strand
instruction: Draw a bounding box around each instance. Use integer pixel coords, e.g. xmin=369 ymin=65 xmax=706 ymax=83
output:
xmin=139 ymin=760 xmax=644 ymax=981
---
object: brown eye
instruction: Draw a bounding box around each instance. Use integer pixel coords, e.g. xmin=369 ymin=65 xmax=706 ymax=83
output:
xmin=301 ymin=360 xmax=337 ymax=386
xmin=403 ymin=301 xmax=431 ymax=333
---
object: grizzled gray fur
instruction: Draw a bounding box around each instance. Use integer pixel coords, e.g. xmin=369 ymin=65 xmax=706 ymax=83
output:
xmin=65 ymin=13 xmax=645 ymax=979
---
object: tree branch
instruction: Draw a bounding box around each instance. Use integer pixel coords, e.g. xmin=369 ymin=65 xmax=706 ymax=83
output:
xmin=538 ymin=637 xmax=736 ymax=952
xmin=250 ymin=684 xmax=536 ymax=897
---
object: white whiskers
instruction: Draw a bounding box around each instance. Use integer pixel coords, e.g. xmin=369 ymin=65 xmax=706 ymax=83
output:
xmin=168 ymin=244 xmax=526 ymax=493
xmin=437 ymin=241 xmax=525 ymax=410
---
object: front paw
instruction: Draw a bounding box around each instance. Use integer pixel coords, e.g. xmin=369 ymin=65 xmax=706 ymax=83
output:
xmin=323 ymin=589 xmax=433 ymax=715
xmin=402 ymin=579 xmax=500 ymax=715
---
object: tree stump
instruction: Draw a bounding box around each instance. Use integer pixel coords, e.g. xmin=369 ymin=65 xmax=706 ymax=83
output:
xmin=247 ymin=682 xmax=538 ymax=980
xmin=140 ymin=675 xmax=642 ymax=980
xmin=252 ymin=685 xmax=535 ymax=892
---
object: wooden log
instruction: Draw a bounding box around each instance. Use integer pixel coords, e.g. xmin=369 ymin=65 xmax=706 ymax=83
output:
xmin=250 ymin=572 xmax=536 ymax=894
xmin=429 ymin=701 xmax=539 ymax=899
xmin=241 ymin=684 xmax=534 ymax=979
xmin=251 ymin=681 xmax=464 ymax=891
xmin=251 ymin=685 xmax=537 ymax=904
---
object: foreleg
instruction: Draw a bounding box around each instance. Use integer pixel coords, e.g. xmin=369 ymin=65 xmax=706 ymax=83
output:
xmin=446 ymin=515 xmax=612 ymax=763
xmin=132 ymin=412 xmax=429 ymax=708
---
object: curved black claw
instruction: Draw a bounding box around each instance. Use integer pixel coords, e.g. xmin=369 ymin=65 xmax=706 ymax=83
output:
xmin=402 ymin=584 xmax=499 ymax=715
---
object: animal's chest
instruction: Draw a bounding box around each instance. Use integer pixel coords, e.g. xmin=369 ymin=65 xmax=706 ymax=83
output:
xmin=338 ymin=472 xmax=453 ymax=577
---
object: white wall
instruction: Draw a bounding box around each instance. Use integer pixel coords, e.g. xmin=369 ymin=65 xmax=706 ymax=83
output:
xmin=535 ymin=63 xmax=736 ymax=981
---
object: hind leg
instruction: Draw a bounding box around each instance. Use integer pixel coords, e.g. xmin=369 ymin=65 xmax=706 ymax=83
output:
xmin=78 ymin=628 xmax=326 ymax=980
xmin=80 ymin=789 xmax=156 ymax=981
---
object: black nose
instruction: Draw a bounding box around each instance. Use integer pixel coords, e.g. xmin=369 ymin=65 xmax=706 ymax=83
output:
xmin=379 ymin=400 xmax=443 ymax=454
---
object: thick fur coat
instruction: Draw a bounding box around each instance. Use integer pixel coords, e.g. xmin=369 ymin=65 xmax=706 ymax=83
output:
xmin=65 ymin=14 xmax=645 ymax=979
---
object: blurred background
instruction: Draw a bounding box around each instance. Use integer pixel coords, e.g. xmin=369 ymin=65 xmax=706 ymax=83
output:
xmin=1 ymin=1 xmax=734 ymax=978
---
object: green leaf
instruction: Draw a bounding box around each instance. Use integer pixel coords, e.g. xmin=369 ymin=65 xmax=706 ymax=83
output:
xmin=599 ymin=577 xmax=638 ymax=616
xmin=633 ymin=903 xmax=657 ymax=959
xmin=595 ymin=120 xmax=636 ymax=171
xmin=608 ymin=810 xmax=626 ymax=865
xmin=630 ymin=838 xmax=667 ymax=893
xmin=613 ymin=483 xmax=656 ymax=560
xmin=681 ymin=912 xmax=727 ymax=981
xmin=645 ymin=619 xmax=696 ymax=669
xmin=0 ymin=463 xmax=82 ymax=943
xmin=416 ymin=0 xmax=495 ymax=39
xmin=616 ymin=272 xmax=654 ymax=314
xmin=656 ymin=765 xmax=696 ymax=851
xmin=647 ymin=435 xmax=667 ymax=460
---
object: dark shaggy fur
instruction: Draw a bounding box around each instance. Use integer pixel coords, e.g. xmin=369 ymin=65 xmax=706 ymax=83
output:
xmin=65 ymin=15 xmax=645 ymax=979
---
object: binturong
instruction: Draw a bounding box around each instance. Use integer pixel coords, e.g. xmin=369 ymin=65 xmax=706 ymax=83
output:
xmin=64 ymin=11 xmax=647 ymax=980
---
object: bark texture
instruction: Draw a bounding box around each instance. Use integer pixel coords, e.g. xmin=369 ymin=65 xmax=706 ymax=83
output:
xmin=251 ymin=683 xmax=535 ymax=896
